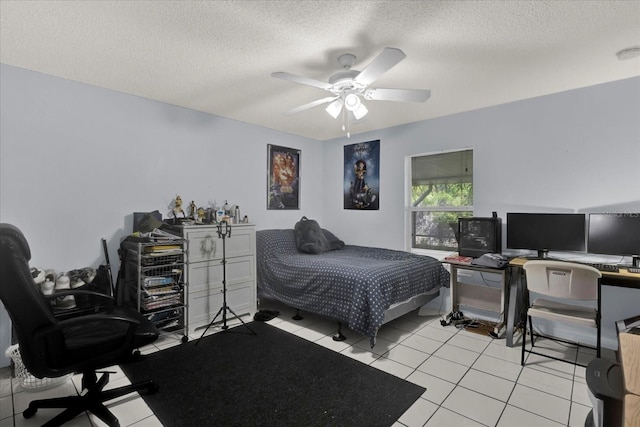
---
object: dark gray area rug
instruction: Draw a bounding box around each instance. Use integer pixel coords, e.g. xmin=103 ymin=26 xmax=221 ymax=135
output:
xmin=121 ymin=321 xmax=425 ymax=426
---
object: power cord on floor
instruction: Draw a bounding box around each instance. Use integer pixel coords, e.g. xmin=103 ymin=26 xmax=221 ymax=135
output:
xmin=454 ymin=318 xmax=480 ymax=329
xmin=440 ymin=310 xmax=464 ymax=326
xmin=441 ymin=311 xmax=503 ymax=338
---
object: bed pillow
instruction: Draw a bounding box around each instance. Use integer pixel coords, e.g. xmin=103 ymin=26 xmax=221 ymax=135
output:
xmin=294 ymin=217 xmax=343 ymax=254
xmin=322 ymin=228 xmax=345 ymax=251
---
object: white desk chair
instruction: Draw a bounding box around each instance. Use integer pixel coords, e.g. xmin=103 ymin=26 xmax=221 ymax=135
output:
xmin=521 ymin=260 xmax=602 ymax=367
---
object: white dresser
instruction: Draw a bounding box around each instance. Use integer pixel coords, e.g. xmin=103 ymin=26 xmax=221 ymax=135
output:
xmin=182 ymin=223 xmax=256 ymax=335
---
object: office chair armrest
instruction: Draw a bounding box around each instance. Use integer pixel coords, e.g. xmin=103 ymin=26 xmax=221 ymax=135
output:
xmin=45 ymin=290 xmax=116 ymax=312
xmin=55 ymin=312 xmax=141 ymax=329
xmin=44 ymin=289 xmax=114 ymax=302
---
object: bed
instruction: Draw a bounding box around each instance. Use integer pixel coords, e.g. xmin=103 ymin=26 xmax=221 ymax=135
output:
xmin=256 ymin=226 xmax=450 ymax=346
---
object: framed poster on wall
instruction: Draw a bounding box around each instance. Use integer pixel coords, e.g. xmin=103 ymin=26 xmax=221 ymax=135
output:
xmin=267 ymin=144 xmax=300 ymax=210
xmin=344 ymin=139 xmax=380 ymax=210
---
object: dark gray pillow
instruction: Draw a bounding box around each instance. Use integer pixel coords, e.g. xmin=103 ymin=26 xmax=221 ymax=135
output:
xmin=294 ymin=217 xmax=344 ymax=254
xmin=322 ymin=229 xmax=345 ymax=251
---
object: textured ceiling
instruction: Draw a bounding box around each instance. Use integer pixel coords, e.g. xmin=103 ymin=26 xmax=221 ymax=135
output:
xmin=1 ymin=1 xmax=639 ymax=141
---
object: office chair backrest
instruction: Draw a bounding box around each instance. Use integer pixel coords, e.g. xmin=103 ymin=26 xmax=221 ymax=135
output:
xmin=0 ymin=223 xmax=60 ymax=375
xmin=523 ymin=260 xmax=601 ymax=300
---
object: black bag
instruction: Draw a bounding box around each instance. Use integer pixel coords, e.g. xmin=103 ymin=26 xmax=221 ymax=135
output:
xmin=73 ymin=265 xmax=112 ymax=309
xmin=89 ymin=265 xmax=113 ymax=296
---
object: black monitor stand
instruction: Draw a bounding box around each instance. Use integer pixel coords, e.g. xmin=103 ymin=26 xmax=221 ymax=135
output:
xmin=525 ymin=250 xmax=562 ymax=261
xmin=538 ymin=249 xmax=549 ymax=259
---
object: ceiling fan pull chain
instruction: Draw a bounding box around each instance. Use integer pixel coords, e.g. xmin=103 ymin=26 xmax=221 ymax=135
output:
xmin=342 ymin=104 xmax=346 ymax=132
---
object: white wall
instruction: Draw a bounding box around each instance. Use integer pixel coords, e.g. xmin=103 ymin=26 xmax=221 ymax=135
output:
xmin=321 ymin=77 xmax=640 ymax=249
xmin=0 ymin=64 xmax=323 ymax=366
xmin=0 ymin=64 xmax=323 ymax=269
xmin=321 ymin=76 xmax=640 ymax=349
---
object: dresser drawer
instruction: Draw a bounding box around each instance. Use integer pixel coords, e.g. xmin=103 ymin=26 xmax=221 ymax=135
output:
xmin=184 ymin=225 xmax=254 ymax=263
xmin=187 ymin=256 xmax=254 ymax=294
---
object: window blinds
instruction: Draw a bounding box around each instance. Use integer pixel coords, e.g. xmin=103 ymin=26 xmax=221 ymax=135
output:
xmin=411 ymin=149 xmax=473 ymax=186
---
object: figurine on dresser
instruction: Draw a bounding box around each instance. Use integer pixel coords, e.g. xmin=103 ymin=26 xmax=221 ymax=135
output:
xmin=170 ymin=195 xmax=186 ymax=220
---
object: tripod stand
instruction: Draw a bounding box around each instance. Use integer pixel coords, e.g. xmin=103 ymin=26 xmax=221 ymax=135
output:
xmin=196 ymin=222 xmax=255 ymax=345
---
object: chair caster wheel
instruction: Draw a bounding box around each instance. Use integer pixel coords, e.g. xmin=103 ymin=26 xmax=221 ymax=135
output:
xmin=23 ymin=406 xmax=37 ymax=419
xmin=181 ymin=335 xmax=189 ymax=343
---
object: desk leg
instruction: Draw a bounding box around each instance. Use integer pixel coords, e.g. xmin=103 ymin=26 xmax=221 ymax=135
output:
xmin=450 ymin=265 xmax=458 ymax=316
xmin=597 ymin=279 xmax=601 ymax=358
xmin=505 ymin=266 xmax=519 ymax=347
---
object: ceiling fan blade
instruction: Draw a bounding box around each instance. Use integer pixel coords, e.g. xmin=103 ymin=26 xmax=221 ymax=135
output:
xmin=272 ymin=72 xmax=332 ymax=90
xmin=354 ymin=47 xmax=406 ymax=86
xmin=283 ymin=96 xmax=338 ymax=115
xmin=364 ymin=88 xmax=431 ymax=103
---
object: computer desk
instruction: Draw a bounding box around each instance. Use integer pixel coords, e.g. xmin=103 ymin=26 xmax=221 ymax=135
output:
xmin=509 ymin=257 xmax=640 ymax=286
xmin=507 ymin=257 xmax=640 ymax=349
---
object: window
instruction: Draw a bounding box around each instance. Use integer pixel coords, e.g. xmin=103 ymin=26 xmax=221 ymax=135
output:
xmin=409 ymin=149 xmax=473 ymax=251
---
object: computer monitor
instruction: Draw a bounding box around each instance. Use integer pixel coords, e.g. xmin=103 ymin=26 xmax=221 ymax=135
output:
xmin=506 ymin=212 xmax=586 ymax=258
xmin=588 ymin=213 xmax=640 ymax=267
xmin=458 ymin=216 xmax=502 ymax=258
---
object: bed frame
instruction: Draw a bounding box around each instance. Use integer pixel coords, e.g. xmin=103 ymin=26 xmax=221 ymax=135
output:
xmin=258 ymin=287 xmax=441 ymax=346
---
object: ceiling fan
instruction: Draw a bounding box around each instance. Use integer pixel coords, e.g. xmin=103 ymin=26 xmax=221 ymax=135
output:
xmin=272 ymin=47 xmax=430 ymax=136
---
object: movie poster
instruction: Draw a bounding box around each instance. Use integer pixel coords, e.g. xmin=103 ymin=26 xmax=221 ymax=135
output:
xmin=267 ymin=144 xmax=300 ymax=210
xmin=344 ymin=140 xmax=380 ymax=210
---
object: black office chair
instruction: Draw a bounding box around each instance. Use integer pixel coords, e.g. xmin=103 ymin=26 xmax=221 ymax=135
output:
xmin=0 ymin=223 xmax=159 ymax=427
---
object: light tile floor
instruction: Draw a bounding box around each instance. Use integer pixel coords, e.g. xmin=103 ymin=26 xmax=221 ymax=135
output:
xmin=1 ymin=301 xmax=612 ymax=426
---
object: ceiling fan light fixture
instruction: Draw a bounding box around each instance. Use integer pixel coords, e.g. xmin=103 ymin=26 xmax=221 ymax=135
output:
xmin=325 ymin=99 xmax=343 ymax=119
xmin=352 ymin=103 xmax=368 ymax=120
xmin=344 ymin=93 xmax=361 ymax=111
xmin=344 ymin=93 xmax=368 ymax=119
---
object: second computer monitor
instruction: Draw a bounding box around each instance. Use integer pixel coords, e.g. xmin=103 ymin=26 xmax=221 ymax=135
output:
xmin=506 ymin=212 xmax=586 ymax=258
xmin=588 ymin=213 xmax=640 ymax=266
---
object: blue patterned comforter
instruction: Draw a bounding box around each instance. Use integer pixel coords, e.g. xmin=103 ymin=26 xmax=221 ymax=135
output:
xmin=256 ymin=229 xmax=450 ymax=342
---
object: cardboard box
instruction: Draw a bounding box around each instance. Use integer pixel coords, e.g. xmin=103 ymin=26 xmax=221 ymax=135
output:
xmin=619 ymin=332 xmax=640 ymax=427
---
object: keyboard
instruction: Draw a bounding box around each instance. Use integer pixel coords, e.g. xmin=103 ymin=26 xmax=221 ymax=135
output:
xmin=627 ymin=267 xmax=640 ymax=274
xmin=590 ymin=263 xmax=620 ymax=273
